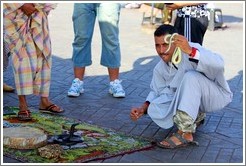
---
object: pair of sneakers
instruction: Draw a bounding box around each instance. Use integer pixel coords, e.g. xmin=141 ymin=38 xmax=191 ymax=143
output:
xmin=67 ymin=78 xmax=125 ymax=98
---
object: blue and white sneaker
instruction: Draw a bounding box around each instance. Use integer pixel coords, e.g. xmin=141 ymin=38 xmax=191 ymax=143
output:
xmin=67 ymin=78 xmax=84 ymax=97
xmin=109 ymin=79 xmax=125 ymax=98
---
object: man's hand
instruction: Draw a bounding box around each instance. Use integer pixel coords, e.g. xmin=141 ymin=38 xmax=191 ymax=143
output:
xmin=130 ymin=107 xmax=145 ymax=121
xmin=20 ymin=3 xmax=37 ymax=17
xmin=172 ymin=34 xmax=193 ymax=55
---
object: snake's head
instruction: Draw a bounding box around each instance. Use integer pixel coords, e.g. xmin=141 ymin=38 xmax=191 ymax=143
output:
xmin=164 ymin=33 xmax=178 ymax=44
xmin=164 ymin=34 xmax=171 ymax=44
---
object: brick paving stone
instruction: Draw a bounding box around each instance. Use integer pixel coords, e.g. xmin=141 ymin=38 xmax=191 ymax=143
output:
xmin=101 ymin=156 xmax=122 ymax=163
xmin=130 ymin=124 xmax=149 ymax=136
xmin=216 ymin=148 xmax=234 ymax=163
xmin=200 ymin=147 xmax=220 ymax=163
xmin=186 ymin=146 xmax=207 ymax=162
xmin=230 ymin=148 xmax=243 ymax=163
xmin=118 ymin=152 xmax=158 ymax=163
xmin=141 ymin=125 xmax=160 ymax=138
xmin=141 ymin=148 xmax=176 ymax=162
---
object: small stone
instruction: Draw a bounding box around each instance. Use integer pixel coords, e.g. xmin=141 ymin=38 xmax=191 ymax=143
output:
xmin=38 ymin=144 xmax=63 ymax=159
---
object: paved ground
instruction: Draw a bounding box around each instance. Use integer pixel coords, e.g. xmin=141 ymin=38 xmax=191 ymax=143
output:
xmin=2 ymin=2 xmax=244 ymax=164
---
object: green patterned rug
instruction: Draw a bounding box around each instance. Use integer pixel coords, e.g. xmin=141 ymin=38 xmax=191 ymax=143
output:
xmin=3 ymin=107 xmax=154 ymax=163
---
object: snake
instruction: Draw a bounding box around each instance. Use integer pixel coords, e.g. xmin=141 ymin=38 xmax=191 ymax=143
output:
xmin=164 ymin=33 xmax=182 ymax=65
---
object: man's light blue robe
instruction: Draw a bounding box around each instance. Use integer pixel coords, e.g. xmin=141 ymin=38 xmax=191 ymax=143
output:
xmin=146 ymin=42 xmax=233 ymax=129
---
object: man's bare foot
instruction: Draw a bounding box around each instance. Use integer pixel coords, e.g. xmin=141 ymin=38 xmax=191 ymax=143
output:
xmin=39 ymin=97 xmax=64 ymax=113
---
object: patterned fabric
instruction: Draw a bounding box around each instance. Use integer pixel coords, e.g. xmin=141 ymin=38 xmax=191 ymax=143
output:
xmin=173 ymin=110 xmax=206 ymax=133
xmin=3 ymin=40 xmax=10 ymax=71
xmin=177 ymin=4 xmax=208 ymax=18
xmin=173 ymin=110 xmax=196 ymax=133
xmin=3 ymin=3 xmax=57 ymax=96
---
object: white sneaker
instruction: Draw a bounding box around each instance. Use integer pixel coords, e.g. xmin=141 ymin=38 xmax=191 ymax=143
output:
xmin=67 ymin=78 xmax=84 ymax=97
xmin=109 ymin=79 xmax=125 ymax=98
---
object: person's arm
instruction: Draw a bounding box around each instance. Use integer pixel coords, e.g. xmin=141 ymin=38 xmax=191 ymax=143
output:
xmin=141 ymin=101 xmax=150 ymax=114
xmin=166 ymin=3 xmax=206 ymax=11
xmin=173 ymin=34 xmax=225 ymax=81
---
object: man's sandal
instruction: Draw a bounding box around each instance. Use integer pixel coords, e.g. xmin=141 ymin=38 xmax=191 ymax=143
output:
xmin=39 ymin=104 xmax=64 ymax=114
xmin=17 ymin=110 xmax=32 ymax=121
xmin=156 ymin=132 xmax=199 ymax=149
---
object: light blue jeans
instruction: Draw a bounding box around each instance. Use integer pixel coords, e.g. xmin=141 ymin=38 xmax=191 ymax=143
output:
xmin=72 ymin=3 xmax=121 ymax=68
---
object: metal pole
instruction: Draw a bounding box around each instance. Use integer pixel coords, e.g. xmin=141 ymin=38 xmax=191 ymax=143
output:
xmin=151 ymin=3 xmax=154 ymax=24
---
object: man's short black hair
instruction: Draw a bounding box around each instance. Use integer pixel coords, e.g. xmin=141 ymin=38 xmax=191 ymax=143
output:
xmin=154 ymin=24 xmax=178 ymax=37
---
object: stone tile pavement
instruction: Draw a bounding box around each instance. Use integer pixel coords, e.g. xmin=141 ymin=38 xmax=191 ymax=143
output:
xmin=2 ymin=2 xmax=244 ymax=165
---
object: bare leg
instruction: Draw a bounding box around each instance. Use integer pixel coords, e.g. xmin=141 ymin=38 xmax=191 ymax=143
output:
xmin=18 ymin=95 xmax=32 ymax=120
xmin=74 ymin=67 xmax=85 ymax=80
xmin=39 ymin=97 xmax=62 ymax=112
xmin=108 ymin=68 xmax=119 ymax=81
xmin=18 ymin=95 xmax=28 ymax=111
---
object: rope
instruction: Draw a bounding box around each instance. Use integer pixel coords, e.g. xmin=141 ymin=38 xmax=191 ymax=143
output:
xmin=164 ymin=33 xmax=182 ymax=65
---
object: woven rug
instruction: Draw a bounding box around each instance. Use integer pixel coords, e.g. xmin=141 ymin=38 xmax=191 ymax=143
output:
xmin=3 ymin=107 xmax=154 ymax=163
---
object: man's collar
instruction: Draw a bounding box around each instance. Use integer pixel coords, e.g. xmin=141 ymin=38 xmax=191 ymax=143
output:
xmin=167 ymin=62 xmax=178 ymax=70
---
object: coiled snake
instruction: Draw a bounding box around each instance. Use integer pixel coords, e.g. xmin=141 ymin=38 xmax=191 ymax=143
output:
xmin=164 ymin=33 xmax=182 ymax=65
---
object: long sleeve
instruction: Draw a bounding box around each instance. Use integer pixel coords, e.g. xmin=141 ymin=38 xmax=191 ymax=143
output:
xmin=190 ymin=42 xmax=232 ymax=94
xmin=146 ymin=61 xmax=177 ymax=103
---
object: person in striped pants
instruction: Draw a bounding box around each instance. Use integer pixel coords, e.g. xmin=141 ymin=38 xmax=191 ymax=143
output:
xmin=166 ymin=3 xmax=209 ymax=45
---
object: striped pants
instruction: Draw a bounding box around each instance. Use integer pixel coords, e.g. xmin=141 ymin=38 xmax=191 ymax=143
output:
xmin=174 ymin=16 xmax=208 ymax=45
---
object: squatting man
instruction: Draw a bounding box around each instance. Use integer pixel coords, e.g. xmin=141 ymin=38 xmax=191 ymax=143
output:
xmin=130 ymin=24 xmax=232 ymax=149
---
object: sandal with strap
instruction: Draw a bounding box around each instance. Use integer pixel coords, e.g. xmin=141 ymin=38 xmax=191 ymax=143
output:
xmin=156 ymin=132 xmax=199 ymax=149
xmin=39 ymin=104 xmax=64 ymax=114
xmin=195 ymin=112 xmax=206 ymax=128
xmin=196 ymin=119 xmax=205 ymax=128
xmin=17 ymin=110 xmax=32 ymax=121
